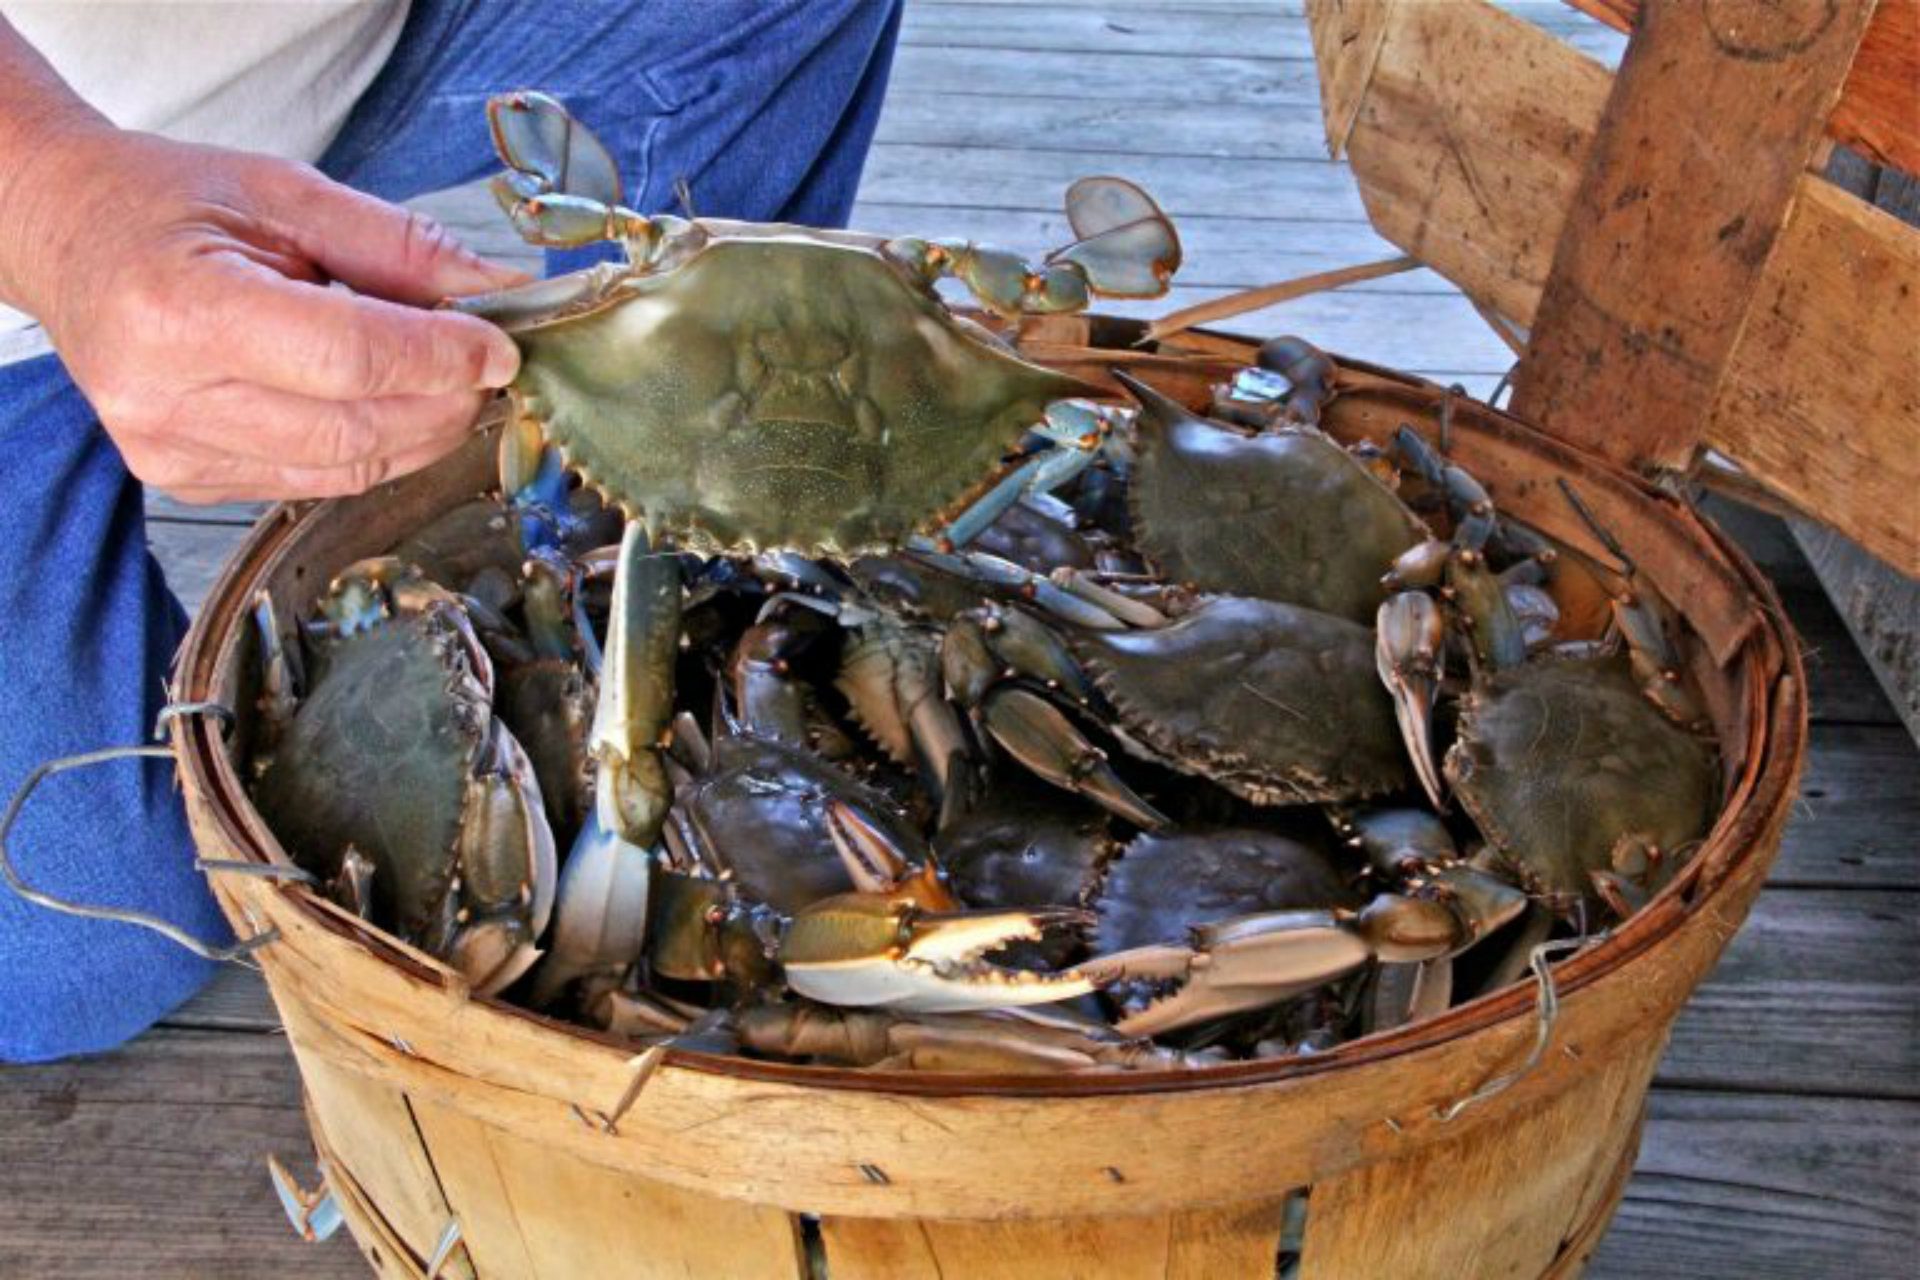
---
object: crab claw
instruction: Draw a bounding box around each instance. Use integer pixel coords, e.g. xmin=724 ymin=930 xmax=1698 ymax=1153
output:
xmin=1084 ymin=909 xmax=1372 ymax=1038
xmin=591 ymin=523 xmax=681 ymax=847
xmin=524 ymin=808 xmax=655 ymax=1007
xmin=1052 ymin=176 xmax=1181 ymax=299
xmin=1376 ymin=592 xmax=1447 ymax=810
xmin=487 ymin=90 xmax=624 ymax=214
xmin=781 ymin=895 xmax=1096 ymax=1014
xmin=978 ymin=687 xmax=1171 ymax=832
xmin=825 ymin=800 xmax=958 ymax=911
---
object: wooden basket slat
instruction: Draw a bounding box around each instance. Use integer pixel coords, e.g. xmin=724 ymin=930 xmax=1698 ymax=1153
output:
xmin=425 ymin=1109 xmax=807 ymax=1280
xmin=823 ymin=1199 xmax=1289 ymax=1280
xmin=288 ymin=1008 xmax=474 ymax=1278
xmin=402 ymin=1101 xmax=541 ymax=1279
xmin=1306 ymin=0 xmax=1920 ymax=574
xmin=1565 ymin=0 xmax=1920 ymax=178
xmin=1298 ymin=1033 xmax=1662 ymax=1280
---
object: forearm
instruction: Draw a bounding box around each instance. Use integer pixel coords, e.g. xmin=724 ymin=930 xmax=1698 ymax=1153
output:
xmin=0 ymin=16 xmax=113 ymax=309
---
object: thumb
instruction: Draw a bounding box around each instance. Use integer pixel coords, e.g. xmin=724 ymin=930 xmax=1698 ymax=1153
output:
xmin=259 ymin=165 xmax=532 ymax=304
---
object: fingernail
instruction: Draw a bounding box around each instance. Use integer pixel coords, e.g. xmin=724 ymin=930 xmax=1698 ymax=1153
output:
xmin=481 ymin=338 xmax=521 ymax=389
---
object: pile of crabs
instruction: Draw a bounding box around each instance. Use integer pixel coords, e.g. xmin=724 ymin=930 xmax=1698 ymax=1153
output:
xmin=246 ymin=94 xmax=1720 ymax=1074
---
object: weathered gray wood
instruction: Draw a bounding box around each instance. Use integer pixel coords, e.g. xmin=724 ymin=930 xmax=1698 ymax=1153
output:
xmin=145 ymin=494 xmax=263 ymax=526
xmin=1659 ymin=887 xmax=1920 ymax=1099
xmin=1773 ymin=726 xmax=1920 ymax=889
xmin=900 ymin=1 xmax=1628 ymax=63
xmin=886 ymin=42 xmax=1323 ymax=106
xmin=0 ymin=1029 xmax=364 ymax=1279
xmin=859 ymin=143 xmax=1368 ymax=219
xmin=147 ymin=520 xmax=248 ymax=616
xmin=1793 ymin=519 xmax=1920 ymax=742
xmin=876 ymin=91 xmax=1331 ymax=160
xmin=1588 ymin=1090 xmax=1920 ymax=1280
xmin=162 ymin=966 xmax=281 ymax=1034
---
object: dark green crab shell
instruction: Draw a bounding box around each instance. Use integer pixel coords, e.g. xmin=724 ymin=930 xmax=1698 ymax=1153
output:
xmin=1091 ymin=827 xmax=1361 ymax=954
xmin=251 ymin=605 xmax=491 ymax=938
xmin=512 ymin=236 xmax=1097 ymax=557
xmin=1446 ymin=659 xmax=1719 ymax=914
xmin=1069 ymin=596 xmax=1410 ymax=806
xmin=1124 ymin=378 xmax=1427 ymax=623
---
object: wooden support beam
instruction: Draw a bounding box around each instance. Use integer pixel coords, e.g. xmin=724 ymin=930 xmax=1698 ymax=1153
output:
xmin=1511 ymin=0 xmax=1878 ymax=477
xmin=1566 ymin=0 xmax=1920 ymax=178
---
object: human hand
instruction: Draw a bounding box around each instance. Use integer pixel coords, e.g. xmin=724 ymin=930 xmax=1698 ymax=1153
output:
xmin=0 ymin=121 xmax=527 ymax=503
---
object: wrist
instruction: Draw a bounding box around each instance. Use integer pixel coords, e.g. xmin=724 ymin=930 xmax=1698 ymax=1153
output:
xmin=0 ymin=24 xmax=115 ymax=314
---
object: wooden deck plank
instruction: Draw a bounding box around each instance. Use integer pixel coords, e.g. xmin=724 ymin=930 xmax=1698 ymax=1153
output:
xmin=899 ymin=1 xmax=1628 ymax=63
xmin=1590 ymin=1090 xmax=1920 ymax=1280
xmin=0 ymin=1029 xmax=364 ymax=1279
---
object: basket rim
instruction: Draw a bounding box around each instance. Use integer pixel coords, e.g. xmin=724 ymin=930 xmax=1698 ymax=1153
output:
xmin=169 ymin=335 xmax=1809 ymax=1102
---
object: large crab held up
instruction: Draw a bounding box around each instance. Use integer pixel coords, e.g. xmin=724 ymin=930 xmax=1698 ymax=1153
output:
xmin=453 ymin=90 xmax=1182 ymax=557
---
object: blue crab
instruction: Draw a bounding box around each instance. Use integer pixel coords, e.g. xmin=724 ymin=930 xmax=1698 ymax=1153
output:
xmin=453 ymin=90 xmax=1181 ymax=558
xmin=249 ymin=560 xmax=557 ymax=995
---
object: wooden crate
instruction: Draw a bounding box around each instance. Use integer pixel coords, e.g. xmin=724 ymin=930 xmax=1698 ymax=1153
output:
xmin=163 ymin=1 xmax=1919 ymax=1272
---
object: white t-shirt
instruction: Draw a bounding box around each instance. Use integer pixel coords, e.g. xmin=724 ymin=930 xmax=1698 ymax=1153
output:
xmin=1 ymin=0 xmax=409 ymax=363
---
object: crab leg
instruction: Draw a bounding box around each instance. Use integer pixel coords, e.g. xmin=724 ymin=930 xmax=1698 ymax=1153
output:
xmin=1375 ymin=592 xmax=1447 ymax=810
xmin=1088 ymin=869 xmax=1527 ymax=1038
xmin=440 ymin=720 xmax=559 ymax=997
xmin=976 ymin=688 xmax=1171 ymax=832
xmin=592 ymin=522 xmax=681 ymax=848
xmin=936 ymin=401 xmax=1124 ymax=549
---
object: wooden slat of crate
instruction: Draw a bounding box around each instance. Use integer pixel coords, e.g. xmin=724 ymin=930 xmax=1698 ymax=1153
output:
xmin=1566 ymin=0 xmax=1920 ymax=177
xmin=1510 ymin=0 xmax=1877 ymax=475
xmin=1306 ymin=0 xmax=1920 ymax=573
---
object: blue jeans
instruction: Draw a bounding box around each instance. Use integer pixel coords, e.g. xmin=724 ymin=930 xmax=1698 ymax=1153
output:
xmin=0 ymin=0 xmax=901 ymax=1062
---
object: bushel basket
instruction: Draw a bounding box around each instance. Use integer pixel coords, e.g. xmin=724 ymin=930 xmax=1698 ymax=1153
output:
xmin=167 ymin=313 xmax=1805 ymax=1280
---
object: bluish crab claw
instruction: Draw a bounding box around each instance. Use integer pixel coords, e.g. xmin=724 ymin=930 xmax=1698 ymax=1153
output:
xmin=488 ymin=90 xmax=624 ymax=208
xmin=1052 ymin=176 xmax=1181 ymax=299
xmin=781 ymin=895 xmax=1097 ymax=1013
xmin=824 ymin=799 xmax=959 ymax=911
xmin=267 ymin=1155 xmax=344 ymax=1244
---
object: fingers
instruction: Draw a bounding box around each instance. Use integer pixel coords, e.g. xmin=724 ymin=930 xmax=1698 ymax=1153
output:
xmin=150 ymin=433 xmax=474 ymax=505
xmin=254 ymin=165 xmax=532 ymax=303
xmin=144 ymin=381 xmax=487 ymax=470
xmin=196 ymin=256 xmax=521 ymax=400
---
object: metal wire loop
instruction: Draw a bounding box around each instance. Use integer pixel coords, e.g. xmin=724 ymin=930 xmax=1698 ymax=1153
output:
xmin=155 ymin=699 xmax=236 ymax=740
xmin=0 ymin=703 xmax=281 ymax=962
xmin=1433 ymin=933 xmax=1607 ymax=1123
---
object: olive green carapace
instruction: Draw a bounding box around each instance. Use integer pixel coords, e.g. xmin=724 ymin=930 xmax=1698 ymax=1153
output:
xmin=1448 ymin=660 xmax=1719 ymax=910
xmin=251 ymin=614 xmax=487 ymax=936
xmin=1127 ymin=387 xmax=1426 ymax=623
xmin=1070 ymin=597 xmax=1410 ymax=805
xmin=513 ymin=238 xmax=1096 ymax=556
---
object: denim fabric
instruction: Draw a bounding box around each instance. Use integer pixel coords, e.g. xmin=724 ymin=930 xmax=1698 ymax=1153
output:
xmin=0 ymin=0 xmax=901 ymax=1062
